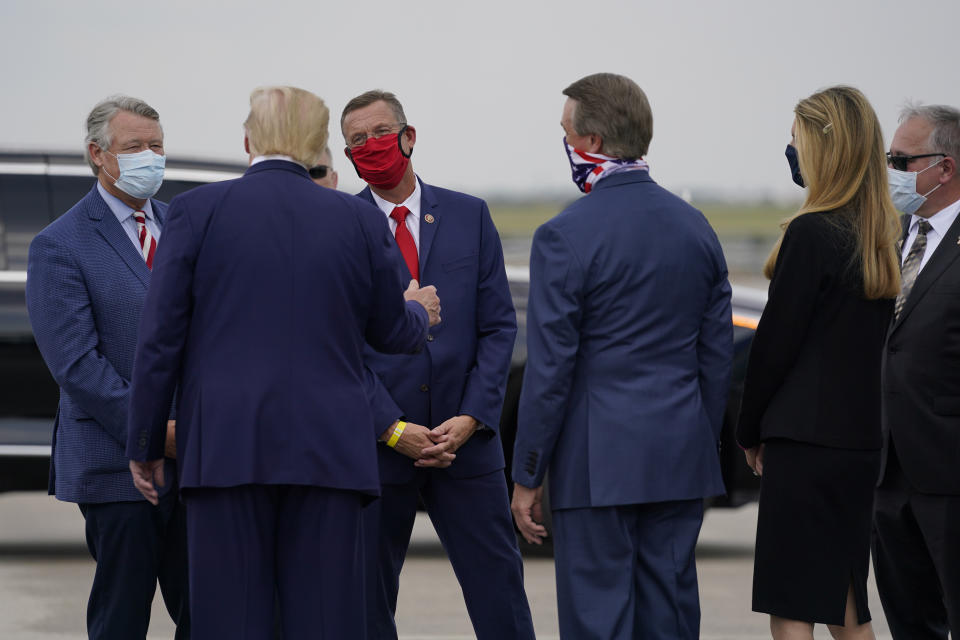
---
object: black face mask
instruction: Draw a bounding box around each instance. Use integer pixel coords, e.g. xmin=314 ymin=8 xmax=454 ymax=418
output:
xmin=785 ymin=144 xmax=804 ymax=187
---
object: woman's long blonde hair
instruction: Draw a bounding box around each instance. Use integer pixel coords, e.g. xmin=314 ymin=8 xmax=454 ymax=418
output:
xmin=763 ymin=86 xmax=901 ymax=299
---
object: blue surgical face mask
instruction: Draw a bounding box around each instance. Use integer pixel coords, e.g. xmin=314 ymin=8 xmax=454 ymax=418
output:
xmin=785 ymin=144 xmax=804 ymax=187
xmin=887 ymin=158 xmax=943 ymax=215
xmin=102 ymin=149 xmax=165 ymax=199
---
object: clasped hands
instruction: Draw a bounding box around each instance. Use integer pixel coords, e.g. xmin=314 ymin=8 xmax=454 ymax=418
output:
xmin=381 ymin=415 xmax=478 ymax=468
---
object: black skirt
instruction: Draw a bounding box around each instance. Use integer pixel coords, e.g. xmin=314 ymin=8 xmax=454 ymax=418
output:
xmin=751 ymin=438 xmax=880 ymax=625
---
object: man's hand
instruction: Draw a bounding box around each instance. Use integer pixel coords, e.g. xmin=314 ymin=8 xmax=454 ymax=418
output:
xmin=511 ymin=484 xmax=548 ymax=545
xmin=404 ymin=279 xmax=441 ymax=327
xmin=380 ymin=421 xmax=455 ymax=468
xmin=744 ymin=444 xmax=765 ymax=477
xmin=129 ymin=459 xmax=165 ymax=506
xmin=419 ymin=415 xmax=478 ymax=464
xmin=165 ymin=420 xmax=176 ymax=459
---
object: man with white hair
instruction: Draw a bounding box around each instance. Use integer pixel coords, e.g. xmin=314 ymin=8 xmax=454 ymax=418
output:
xmin=874 ymin=102 xmax=960 ymax=639
xmin=26 ymin=95 xmax=189 ymax=639
xmin=126 ymin=86 xmax=439 ymax=637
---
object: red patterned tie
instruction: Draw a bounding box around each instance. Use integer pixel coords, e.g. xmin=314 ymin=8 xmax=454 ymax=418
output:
xmin=390 ymin=206 xmax=419 ymax=281
xmin=133 ymin=211 xmax=157 ymax=270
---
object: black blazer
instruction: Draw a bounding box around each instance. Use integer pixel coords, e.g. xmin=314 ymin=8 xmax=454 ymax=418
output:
xmin=737 ymin=210 xmax=893 ymax=450
xmin=882 ymin=210 xmax=960 ymax=494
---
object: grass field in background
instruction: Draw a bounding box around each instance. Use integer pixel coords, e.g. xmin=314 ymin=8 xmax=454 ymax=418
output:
xmin=488 ymin=201 xmax=798 ymax=238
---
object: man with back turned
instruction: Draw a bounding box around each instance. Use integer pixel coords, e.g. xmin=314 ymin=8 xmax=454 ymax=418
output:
xmin=125 ymin=85 xmax=439 ymax=638
xmin=511 ymin=72 xmax=733 ymax=640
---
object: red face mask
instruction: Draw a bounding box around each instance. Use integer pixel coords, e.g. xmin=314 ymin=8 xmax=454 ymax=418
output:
xmin=345 ymin=127 xmax=412 ymax=190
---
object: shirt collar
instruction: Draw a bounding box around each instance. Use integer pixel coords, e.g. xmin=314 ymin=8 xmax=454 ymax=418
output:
xmin=250 ymin=154 xmax=306 ymax=168
xmin=911 ymin=196 xmax=960 ymax=238
xmin=370 ymin=177 xmax=422 ymax=219
xmin=96 ymin=181 xmax=155 ymax=223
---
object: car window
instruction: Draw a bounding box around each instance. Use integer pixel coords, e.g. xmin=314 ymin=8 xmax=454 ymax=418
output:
xmin=0 ymin=175 xmax=52 ymax=270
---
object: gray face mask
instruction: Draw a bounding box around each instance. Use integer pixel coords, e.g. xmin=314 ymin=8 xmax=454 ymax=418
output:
xmin=102 ymin=149 xmax=166 ymax=199
xmin=887 ymin=158 xmax=943 ymax=215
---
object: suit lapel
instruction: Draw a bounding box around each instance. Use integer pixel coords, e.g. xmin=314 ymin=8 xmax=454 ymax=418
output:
xmin=417 ymin=180 xmax=440 ymax=274
xmin=358 ymin=181 xmax=441 ymax=279
xmin=90 ymin=191 xmax=151 ymax=287
xmin=892 ymin=210 xmax=960 ymax=331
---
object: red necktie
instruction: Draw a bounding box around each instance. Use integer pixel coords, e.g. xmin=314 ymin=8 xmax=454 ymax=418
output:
xmin=133 ymin=211 xmax=157 ymax=270
xmin=390 ymin=206 xmax=419 ymax=281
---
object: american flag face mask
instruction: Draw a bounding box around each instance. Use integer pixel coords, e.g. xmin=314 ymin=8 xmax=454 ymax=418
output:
xmin=563 ymin=137 xmax=649 ymax=194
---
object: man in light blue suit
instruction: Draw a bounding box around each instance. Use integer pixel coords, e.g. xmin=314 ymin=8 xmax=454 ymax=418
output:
xmin=26 ymin=96 xmax=189 ymax=639
xmin=511 ymin=73 xmax=733 ymax=640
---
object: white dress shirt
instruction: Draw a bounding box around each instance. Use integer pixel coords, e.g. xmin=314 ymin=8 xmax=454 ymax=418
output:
xmin=97 ymin=182 xmax=161 ymax=251
xmin=370 ymin=178 xmax=422 ymax=254
xmin=903 ymin=197 xmax=960 ymax=273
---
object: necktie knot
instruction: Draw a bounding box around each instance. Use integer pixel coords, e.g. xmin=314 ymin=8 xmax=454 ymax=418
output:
xmin=133 ymin=210 xmax=146 ymax=225
xmin=390 ymin=206 xmax=410 ymax=224
xmin=917 ymin=220 xmax=932 ymax=236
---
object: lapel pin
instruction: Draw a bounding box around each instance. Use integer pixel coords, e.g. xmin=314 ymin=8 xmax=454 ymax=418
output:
xmin=956 ymin=235 xmax=960 ymax=245
xmin=424 ymin=214 xmax=435 ymax=224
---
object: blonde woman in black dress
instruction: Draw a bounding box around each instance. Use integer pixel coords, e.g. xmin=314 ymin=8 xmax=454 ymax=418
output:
xmin=737 ymin=86 xmax=901 ymax=639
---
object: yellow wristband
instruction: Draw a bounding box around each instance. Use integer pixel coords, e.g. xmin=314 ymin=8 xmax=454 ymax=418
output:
xmin=386 ymin=421 xmax=407 ymax=448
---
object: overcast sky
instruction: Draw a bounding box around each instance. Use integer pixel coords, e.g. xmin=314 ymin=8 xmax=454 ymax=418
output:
xmin=2 ymin=0 xmax=958 ymax=201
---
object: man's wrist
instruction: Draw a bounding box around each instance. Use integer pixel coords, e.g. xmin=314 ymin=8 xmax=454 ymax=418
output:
xmin=386 ymin=421 xmax=407 ymax=448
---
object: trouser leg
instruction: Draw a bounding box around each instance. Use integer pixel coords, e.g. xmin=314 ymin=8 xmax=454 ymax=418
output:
xmin=275 ymin=486 xmax=366 ymax=640
xmin=423 ymin=470 xmax=535 ymax=640
xmin=80 ymin=499 xmax=165 ymax=640
xmin=364 ymin=481 xmax=420 ymax=640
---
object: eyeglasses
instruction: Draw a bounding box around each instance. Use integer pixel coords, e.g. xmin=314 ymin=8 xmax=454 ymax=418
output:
xmin=309 ymin=165 xmax=330 ymax=179
xmin=347 ymin=123 xmax=407 ymax=149
xmin=886 ymin=152 xmax=947 ymax=172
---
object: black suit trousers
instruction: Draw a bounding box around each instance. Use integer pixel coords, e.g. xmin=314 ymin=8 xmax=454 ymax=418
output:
xmin=79 ymin=487 xmax=190 ymax=640
xmin=873 ymin=443 xmax=960 ymax=639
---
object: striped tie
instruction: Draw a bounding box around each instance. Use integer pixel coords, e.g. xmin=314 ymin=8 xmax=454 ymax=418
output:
xmin=894 ymin=220 xmax=932 ymax=321
xmin=133 ymin=211 xmax=157 ymax=270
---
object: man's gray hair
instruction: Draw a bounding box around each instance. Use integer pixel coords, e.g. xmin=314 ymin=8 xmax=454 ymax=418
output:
xmin=84 ymin=95 xmax=161 ymax=175
xmin=900 ymin=102 xmax=960 ymax=169
xmin=563 ymin=73 xmax=653 ymax=159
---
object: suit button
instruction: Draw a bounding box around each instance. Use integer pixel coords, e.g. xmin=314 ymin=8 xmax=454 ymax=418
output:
xmin=420 ymin=384 xmax=429 ymax=392
xmin=413 ymin=346 xmax=422 ymax=354
xmin=138 ymin=437 xmax=147 ymax=447
xmin=426 ymin=334 xmax=435 ymax=342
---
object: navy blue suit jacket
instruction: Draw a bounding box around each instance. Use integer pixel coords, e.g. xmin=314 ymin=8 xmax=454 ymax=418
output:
xmin=359 ymin=179 xmax=517 ymax=483
xmin=512 ymin=171 xmax=733 ymax=509
xmin=125 ymin=160 xmax=429 ymax=497
xmin=26 ymin=185 xmax=175 ymax=503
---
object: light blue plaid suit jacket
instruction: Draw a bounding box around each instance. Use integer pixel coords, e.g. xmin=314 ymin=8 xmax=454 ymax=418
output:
xmin=26 ymin=184 xmax=174 ymax=503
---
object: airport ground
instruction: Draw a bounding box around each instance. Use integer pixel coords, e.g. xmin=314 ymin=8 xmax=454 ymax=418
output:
xmin=0 ymin=491 xmax=891 ymax=639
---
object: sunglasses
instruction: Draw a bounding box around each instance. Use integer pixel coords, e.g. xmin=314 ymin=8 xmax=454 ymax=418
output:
xmin=886 ymin=152 xmax=946 ymax=172
xmin=309 ymin=165 xmax=331 ymax=179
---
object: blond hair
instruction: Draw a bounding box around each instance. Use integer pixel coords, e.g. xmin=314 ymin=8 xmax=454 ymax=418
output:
xmin=763 ymin=86 xmax=900 ymax=299
xmin=244 ymin=86 xmax=329 ymax=168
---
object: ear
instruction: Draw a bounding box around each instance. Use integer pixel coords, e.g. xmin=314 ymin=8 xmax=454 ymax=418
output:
xmin=402 ymin=125 xmax=416 ymax=154
xmin=88 ymin=142 xmax=105 ymax=169
xmin=243 ymin=136 xmax=250 ymax=155
xmin=331 ymin=170 xmax=339 ymax=190
xmin=941 ymin=155 xmax=957 ymax=183
xmin=584 ymin=134 xmax=603 ymax=154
